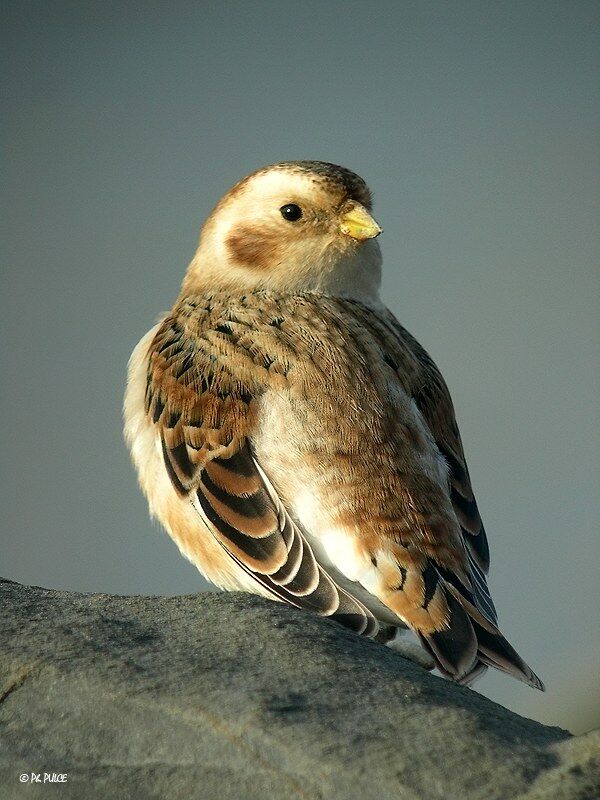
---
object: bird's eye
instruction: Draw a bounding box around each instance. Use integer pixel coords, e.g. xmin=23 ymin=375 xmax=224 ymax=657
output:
xmin=280 ymin=204 xmax=303 ymax=222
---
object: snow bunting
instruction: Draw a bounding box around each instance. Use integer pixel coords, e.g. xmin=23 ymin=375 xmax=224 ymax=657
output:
xmin=124 ymin=161 xmax=543 ymax=689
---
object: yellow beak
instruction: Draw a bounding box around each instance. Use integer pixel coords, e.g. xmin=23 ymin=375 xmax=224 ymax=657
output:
xmin=339 ymin=203 xmax=382 ymax=241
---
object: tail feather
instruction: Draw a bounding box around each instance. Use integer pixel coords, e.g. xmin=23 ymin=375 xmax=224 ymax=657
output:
xmin=418 ymin=589 xmax=477 ymax=679
xmin=418 ymin=579 xmax=545 ymax=691
xmin=471 ymin=617 xmax=545 ymax=691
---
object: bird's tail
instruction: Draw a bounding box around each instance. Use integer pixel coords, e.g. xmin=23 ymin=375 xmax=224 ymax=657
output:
xmin=417 ymin=582 xmax=545 ymax=690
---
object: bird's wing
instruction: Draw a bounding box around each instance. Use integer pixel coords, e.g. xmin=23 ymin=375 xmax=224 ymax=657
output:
xmin=342 ymin=299 xmax=543 ymax=689
xmin=383 ymin=313 xmax=490 ymax=572
xmin=385 ymin=312 xmax=497 ymax=616
xmin=144 ymin=306 xmax=378 ymax=637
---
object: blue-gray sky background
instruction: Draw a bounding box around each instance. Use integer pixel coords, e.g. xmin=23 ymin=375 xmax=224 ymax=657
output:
xmin=2 ymin=1 xmax=598 ymax=734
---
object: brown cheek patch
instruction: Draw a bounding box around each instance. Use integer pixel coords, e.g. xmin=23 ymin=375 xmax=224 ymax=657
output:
xmin=226 ymin=225 xmax=282 ymax=270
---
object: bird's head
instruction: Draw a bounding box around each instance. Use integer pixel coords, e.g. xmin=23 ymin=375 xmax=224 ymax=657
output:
xmin=182 ymin=161 xmax=383 ymax=300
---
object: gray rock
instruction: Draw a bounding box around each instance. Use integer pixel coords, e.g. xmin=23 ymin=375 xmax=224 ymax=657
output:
xmin=0 ymin=578 xmax=597 ymax=800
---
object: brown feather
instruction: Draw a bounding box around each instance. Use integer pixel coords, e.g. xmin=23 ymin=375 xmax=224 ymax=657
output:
xmin=132 ymin=273 xmax=540 ymax=689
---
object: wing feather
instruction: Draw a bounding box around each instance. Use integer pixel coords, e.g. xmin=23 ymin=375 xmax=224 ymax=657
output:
xmin=142 ymin=296 xmax=541 ymax=688
xmin=341 ymin=299 xmax=542 ymax=688
xmin=147 ymin=312 xmax=378 ymax=636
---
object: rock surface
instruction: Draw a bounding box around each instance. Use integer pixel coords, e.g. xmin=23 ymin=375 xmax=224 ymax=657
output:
xmin=0 ymin=578 xmax=597 ymax=800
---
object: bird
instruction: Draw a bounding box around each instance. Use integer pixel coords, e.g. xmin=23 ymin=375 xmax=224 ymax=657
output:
xmin=124 ymin=160 xmax=544 ymax=690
